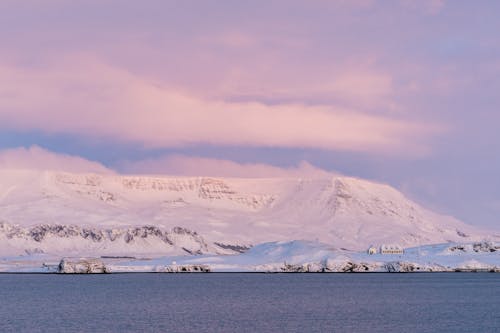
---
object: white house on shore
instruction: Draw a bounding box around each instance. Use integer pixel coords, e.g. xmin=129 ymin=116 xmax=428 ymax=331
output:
xmin=380 ymin=244 xmax=404 ymax=255
xmin=367 ymin=244 xmax=405 ymax=255
xmin=367 ymin=246 xmax=378 ymax=255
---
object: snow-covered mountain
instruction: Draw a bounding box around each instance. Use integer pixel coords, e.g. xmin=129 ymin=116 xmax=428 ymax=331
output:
xmin=0 ymin=169 xmax=495 ymax=256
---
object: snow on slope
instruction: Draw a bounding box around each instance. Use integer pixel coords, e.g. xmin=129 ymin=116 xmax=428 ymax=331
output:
xmin=0 ymin=222 xmax=231 ymax=257
xmin=0 ymin=169 xmax=496 ymax=256
xmin=95 ymin=240 xmax=498 ymax=273
xmin=4 ymin=240 xmax=497 ymax=273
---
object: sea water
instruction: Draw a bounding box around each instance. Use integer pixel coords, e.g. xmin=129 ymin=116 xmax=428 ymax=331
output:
xmin=0 ymin=273 xmax=498 ymax=332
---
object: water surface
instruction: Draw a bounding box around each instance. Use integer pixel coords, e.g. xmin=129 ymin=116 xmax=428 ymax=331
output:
xmin=0 ymin=273 xmax=498 ymax=332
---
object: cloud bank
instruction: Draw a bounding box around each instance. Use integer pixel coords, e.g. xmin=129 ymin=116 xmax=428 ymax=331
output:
xmin=120 ymin=155 xmax=335 ymax=178
xmin=0 ymin=57 xmax=438 ymax=156
xmin=0 ymin=146 xmax=113 ymax=174
xmin=0 ymin=146 xmax=334 ymax=178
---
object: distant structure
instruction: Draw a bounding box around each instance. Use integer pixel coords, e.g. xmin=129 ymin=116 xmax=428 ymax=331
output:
xmin=367 ymin=246 xmax=378 ymax=255
xmin=380 ymin=244 xmax=404 ymax=255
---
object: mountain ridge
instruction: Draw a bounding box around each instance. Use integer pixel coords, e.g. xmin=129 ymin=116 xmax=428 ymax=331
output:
xmin=0 ymin=169 xmax=496 ymax=256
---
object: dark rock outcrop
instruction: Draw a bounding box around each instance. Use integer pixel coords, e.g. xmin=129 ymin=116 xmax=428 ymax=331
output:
xmin=58 ymin=258 xmax=107 ymax=273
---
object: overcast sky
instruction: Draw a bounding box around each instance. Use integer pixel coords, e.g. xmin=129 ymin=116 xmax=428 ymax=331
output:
xmin=1 ymin=0 xmax=499 ymax=230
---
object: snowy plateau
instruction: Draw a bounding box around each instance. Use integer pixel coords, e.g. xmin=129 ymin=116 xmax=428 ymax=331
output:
xmin=0 ymin=169 xmax=498 ymax=273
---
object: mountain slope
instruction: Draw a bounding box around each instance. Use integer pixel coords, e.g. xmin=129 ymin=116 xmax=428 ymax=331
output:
xmin=0 ymin=169 xmax=495 ymax=255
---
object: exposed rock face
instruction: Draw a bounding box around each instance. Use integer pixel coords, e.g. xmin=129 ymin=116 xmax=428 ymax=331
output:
xmin=280 ymin=262 xmax=323 ymax=272
xmin=448 ymin=242 xmax=499 ymax=253
xmin=383 ymin=261 xmax=419 ymax=273
xmin=472 ymin=242 xmax=498 ymax=252
xmin=275 ymin=256 xmax=487 ymax=273
xmin=154 ymin=264 xmax=211 ymax=273
xmin=57 ymin=259 xmax=211 ymax=273
xmin=58 ymin=258 xmax=107 ymax=274
xmin=60 ymin=174 xmax=276 ymax=209
xmin=334 ymin=261 xmax=372 ymax=272
xmin=0 ymin=222 xmax=240 ymax=256
xmin=1 ymin=222 xmax=187 ymax=245
xmin=214 ymin=242 xmax=251 ymax=253
xmin=279 ymin=260 xmax=374 ymax=272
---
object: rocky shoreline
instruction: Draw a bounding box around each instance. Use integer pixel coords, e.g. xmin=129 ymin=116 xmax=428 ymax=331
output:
xmin=1 ymin=240 xmax=498 ymax=274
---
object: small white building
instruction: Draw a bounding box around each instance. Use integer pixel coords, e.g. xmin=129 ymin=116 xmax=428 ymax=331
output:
xmin=367 ymin=246 xmax=378 ymax=255
xmin=380 ymin=244 xmax=404 ymax=255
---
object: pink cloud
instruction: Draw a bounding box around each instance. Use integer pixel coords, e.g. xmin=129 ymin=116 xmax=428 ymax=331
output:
xmin=0 ymin=146 xmax=113 ymax=174
xmin=0 ymin=146 xmax=333 ymax=178
xmin=120 ymin=155 xmax=336 ymax=178
xmin=213 ymin=61 xmax=396 ymax=111
xmin=401 ymin=0 xmax=446 ymax=14
xmin=0 ymin=56 xmax=440 ymax=155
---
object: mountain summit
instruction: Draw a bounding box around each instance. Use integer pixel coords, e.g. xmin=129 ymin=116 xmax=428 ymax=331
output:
xmin=0 ymin=169 xmax=493 ymax=256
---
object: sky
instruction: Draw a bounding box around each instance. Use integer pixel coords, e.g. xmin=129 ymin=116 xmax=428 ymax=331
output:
xmin=0 ymin=0 xmax=499 ymax=230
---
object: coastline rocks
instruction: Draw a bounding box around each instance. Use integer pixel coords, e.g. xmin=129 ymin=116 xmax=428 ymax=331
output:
xmin=58 ymin=258 xmax=107 ymax=274
xmin=383 ymin=261 xmax=419 ymax=273
xmin=153 ymin=264 xmax=211 ymax=273
xmin=280 ymin=262 xmax=324 ymax=272
xmin=324 ymin=258 xmax=376 ymax=272
xmin=279 ymin=260 xmax=374 ymax=272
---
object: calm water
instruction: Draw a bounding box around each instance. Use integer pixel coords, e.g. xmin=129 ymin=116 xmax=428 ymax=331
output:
xmin=0 ymin=273 xmax=498 ymax=333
